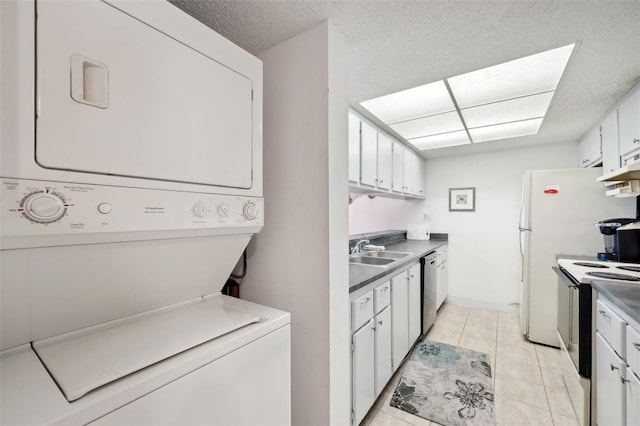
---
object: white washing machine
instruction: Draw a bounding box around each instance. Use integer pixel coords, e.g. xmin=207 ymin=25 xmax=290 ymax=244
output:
xmin=0 ymin=1 xmax=290 ymax=424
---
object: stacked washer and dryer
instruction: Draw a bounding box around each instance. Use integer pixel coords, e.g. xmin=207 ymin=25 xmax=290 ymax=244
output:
xmin=0 ymin=1 xmax=291 ymax=424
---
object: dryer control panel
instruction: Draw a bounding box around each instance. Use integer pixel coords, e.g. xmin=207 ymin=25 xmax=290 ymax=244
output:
xmin=1 ymin=179 xmax=263 ymax=238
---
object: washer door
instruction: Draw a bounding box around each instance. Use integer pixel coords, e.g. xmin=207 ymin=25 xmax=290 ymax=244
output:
xmin=36 ymin=0 xmax=254 ymax=189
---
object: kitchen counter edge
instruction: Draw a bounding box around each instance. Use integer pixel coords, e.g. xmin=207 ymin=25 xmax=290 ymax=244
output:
xmin=591 ymin=280 xmax=640 ymax=325
xmin=349 ymin=239 xmax=448 ymax=293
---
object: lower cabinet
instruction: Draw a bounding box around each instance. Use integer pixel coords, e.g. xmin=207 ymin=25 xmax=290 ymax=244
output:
xmin=595 ymin=294 xmax=640 ymax=426
xmin=407 ymin=264 xmax=421 ymax=345
xmin=352 ymin=319 xmax=375 ymax=426
xmin=391 ymin=271 xmax=409 ymax=371
xmin=596 ymin=333 xmax=626 ymax=426
xmin=350 ymin=261 xmax=426 ymax=425
xmin=374 ymin=306 xmax=392 ymax=395
xmin=626 ymin=366 xmax=640 ymax=426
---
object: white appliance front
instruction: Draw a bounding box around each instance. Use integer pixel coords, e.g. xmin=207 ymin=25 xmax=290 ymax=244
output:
xmin=0 ymin=1 xmax=290 ymax=425
xmin=2 ymin=0 xmax=263 ymax=197
xmin=519 ymin=168 xmax=635 ymax=347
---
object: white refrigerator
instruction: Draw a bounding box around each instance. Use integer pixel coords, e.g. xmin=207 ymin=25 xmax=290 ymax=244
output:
xmin=519 ymin=168 xmax=636 ymax=347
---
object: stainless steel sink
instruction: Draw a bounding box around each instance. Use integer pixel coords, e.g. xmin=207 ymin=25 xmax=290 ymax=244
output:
xmin=360 ymin=251 xmax=411 ymax=259
xmin=348 ymin=255 xmax=395 ymax=266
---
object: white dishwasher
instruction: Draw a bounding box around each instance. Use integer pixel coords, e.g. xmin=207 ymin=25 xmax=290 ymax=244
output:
xmin=422 ymin=252 xmax=438 ymax=333
xmin=435 ymin=246 xmax=448 ymax=310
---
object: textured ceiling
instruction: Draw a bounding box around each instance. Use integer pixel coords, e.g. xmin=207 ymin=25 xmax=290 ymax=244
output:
xmin=170 ymin=0 xmax=640 ymax=158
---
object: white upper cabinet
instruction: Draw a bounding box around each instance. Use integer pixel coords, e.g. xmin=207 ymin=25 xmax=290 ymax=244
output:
xmin=618 ymin=87 xmax=640 ymax=160
xmin=360 ymin=121 xmax=378 ymax=187
xmin=402 ymin=149 xmax=414 ymax=194
xmin=348 ymin=111 xmax=361 ymax=183
xmin=577 ymin=127 xmax=601 ymax=167
xmin=377 ymin=133 xmax=393 ymax=190
xmin=601 ymin=109 xmax=620 ymax=174
xmin=392 ymin=143 xmax=404 ymax=193
xmin=348 ymin=109 xmax=426 ymax=199
xmin=412 ymin=153 xmax=426 ymax=197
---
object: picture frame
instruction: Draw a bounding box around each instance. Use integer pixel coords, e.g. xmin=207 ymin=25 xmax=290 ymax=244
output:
xmin=449 ymin=187 xmax=476 ymax=212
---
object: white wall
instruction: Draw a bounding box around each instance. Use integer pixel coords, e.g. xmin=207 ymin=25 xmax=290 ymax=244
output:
xmin=240 ymin=21 xmax=350 ymax=426
xmin=349 ymin=141 xmax=579 ymax=311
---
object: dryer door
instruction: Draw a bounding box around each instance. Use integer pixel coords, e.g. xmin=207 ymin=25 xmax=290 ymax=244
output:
xmin=36 ymin=0 xmax=254 ymax=189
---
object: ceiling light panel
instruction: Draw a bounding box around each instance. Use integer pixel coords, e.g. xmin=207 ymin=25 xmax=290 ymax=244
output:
xmin=461 ymin=91 xmax=555 ymax=128
xmin=360 ymin=80 xmax=455 ymax=124
xmin=447 ymin=44 xmax=575 ymax=108
xmin=409 ymin=131 xmax=470 ymax=150
xmin=390 ymin=111 xmax=464 ymax=139
xmin=469 ymin=118 xmax=543 ymax=143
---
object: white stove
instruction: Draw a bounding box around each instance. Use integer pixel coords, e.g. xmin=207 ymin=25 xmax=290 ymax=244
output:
xmin=557 ymin=258 xmax=640 ymax=284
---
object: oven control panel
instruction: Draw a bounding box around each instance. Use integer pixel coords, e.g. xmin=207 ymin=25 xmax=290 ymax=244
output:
xmin=1 ymin=179 xmax=263 ymax=237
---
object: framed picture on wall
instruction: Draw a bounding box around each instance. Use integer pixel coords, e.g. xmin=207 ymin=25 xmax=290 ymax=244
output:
xmin=449 ymin=187 xmax=476 ymax=212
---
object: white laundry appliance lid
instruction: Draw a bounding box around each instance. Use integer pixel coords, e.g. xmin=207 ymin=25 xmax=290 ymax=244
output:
xmin=32 ymin=297 xmax=259 ymax=402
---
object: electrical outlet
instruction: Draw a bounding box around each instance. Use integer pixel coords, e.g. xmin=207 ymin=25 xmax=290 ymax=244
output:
xmin=423 ymin=211 xmax=432 ymax=221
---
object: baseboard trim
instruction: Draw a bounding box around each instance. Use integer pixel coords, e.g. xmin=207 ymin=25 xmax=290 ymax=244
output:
xmin=444 ymin=296 xmax=520 ymax=314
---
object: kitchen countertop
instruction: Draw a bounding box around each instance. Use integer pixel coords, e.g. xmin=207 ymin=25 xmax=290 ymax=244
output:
xmin=349 ymin=238 xmax=448 ymax=293
xmin=591 ymin=281 xmax=640 ymax=325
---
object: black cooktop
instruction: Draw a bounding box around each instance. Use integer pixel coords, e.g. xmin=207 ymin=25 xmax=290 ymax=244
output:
xmin=587 ymin=271 xmax=640 ymax=281
xmin=573 ymin=262 xmax=609 ymax=268
xmin=617 ymin=265 xmax=640 ymax=273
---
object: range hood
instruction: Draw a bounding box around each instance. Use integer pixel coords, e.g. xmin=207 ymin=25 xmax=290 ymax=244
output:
xmin=597 ymin=157 xmax=640 ymax=183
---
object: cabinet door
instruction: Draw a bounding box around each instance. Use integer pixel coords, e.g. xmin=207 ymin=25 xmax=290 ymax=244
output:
xmin=360 ymin=121 xmax=378 ymax=187
xmin=402 ymin=150 xmax=414 ymax=194
xmin=391 ymin=272 xmax=409 ymax=371
xmin=352 ymin=320 xmax=375 ymax=426
xmin=436 ymin=262 xmax=447 ymax=310
xmin=407 ymin=264 xmax=422 ymax=345
xmin=578 ymin=128 xmax=601 ymax=167
xmin=627 ymin=324 xmax=640 ymax=373
xmin=377 ymin=133 xmax=392 ymax=190
xmin=348 ymin=111 xmax=361 ymax=183
xmin=577 ymin=135 xmax=590 ymax=167
xmin=627 ymin=367 xmax=640 ymax=426
xmin=352 ymin=291 xmax=374 ymax=331
xmin=618 ymin=88 xmax=640 ymax=158
xmin=596 ymin=333 xmax=626 ymax=426
xmin=412 ymin=156 xmax=426 ymax=198
xmin=601 ymin=110 xmax=620 ymax=174
xmin=392 ymin=143 xmax=404 ymax=193
xmin=587 ymin=127 xmax=603 ymax=166
xmin=374 ymin=306 xmax=392 ymax=396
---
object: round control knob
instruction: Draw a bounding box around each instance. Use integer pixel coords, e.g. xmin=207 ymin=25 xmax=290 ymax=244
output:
xmin=193 ymin=201 xmax=207 ymax=218
xmin=98 ymin=203 xmax=112 ymax=214
xmin=23 ymin=193 xmax=65 ymax=223
xmin=217 ymin=203 xmax=230 ymax=217
xmin=242 ymin=201 xmax=258 ymax=221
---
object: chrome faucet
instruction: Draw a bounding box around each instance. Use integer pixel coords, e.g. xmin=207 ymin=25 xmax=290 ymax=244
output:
xmin=351 ymin=239 xmax=370 ymax=254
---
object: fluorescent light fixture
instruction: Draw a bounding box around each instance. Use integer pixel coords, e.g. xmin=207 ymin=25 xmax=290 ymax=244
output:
xmin=469 ymin=118 xmax=543 ymax=143
xmin=360 ymin=80 xmax=455 ymax=124
xmin=460 ymin=91 xmax=554 ymax=128
xmin=409 ymin=131 xmax=470 ymax=150
xmin=359 ymin=43 xmax=575 ymax=150
xmin=448 ymin=44 xmax=575 ymax=108
xmin=390 ymin=111 xmax=464 ymax=139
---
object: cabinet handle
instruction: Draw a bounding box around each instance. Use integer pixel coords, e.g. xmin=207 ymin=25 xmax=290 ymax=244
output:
xmin=611 ymin=363 xmax=620 ymax=371
xmin=633 ymin=342 xmax=640 ymax=351
xmin=378 ymin=320 xmax=383 ymax=325
xmin=599 ymin=310 xmax=610 ymax=319
xmin=361 ymin=297 xmax=370 ymax=305
xmin=381 ymin=286 xmax=388 ymax=292
xmin=633 ymin=138 xmax=640 ymax=144
xmin=621 ymin=377 xmax=631 ymax=384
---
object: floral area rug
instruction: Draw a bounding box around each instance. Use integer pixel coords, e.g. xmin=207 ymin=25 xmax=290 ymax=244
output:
xmin=390 ymin=339 xmax=496 ymax=426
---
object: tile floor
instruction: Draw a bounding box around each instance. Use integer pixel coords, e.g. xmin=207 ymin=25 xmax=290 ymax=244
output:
xmin=361 ymin=303 xmax=580 ymax=426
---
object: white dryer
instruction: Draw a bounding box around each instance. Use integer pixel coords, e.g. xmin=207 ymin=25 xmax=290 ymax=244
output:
xmin=0 ymin=1 xmax=290 ymax=424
